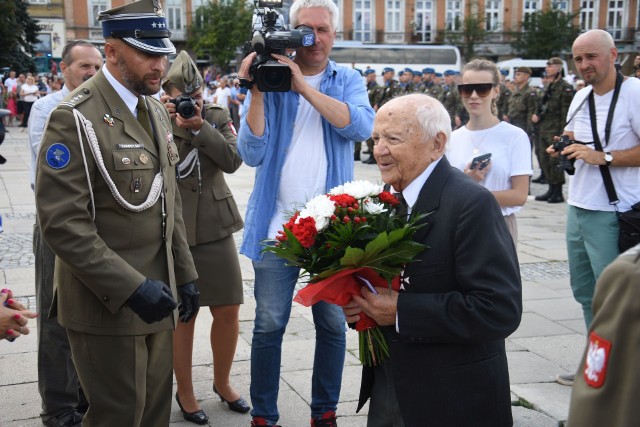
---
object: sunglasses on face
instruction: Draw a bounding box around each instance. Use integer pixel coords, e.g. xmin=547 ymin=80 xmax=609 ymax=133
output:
xmin=458 ymin=83 xmax=496 ymax=98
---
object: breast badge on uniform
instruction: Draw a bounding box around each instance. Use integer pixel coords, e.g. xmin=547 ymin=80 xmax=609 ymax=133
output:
xmin=103 ymin=113 xmax=115 ymax=126
xmin=584 ymin=331 xmax=611 ymax=388
xmin=46 ymin=143 xmax=71 ymax=169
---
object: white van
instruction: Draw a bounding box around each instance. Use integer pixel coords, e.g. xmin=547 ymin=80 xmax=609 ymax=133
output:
xmin=496 ymin=58 xmax=570 ymax=89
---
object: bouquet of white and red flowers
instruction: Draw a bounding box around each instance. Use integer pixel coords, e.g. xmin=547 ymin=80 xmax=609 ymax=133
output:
xmin=264 ymin=180 xmax=426 ymax=366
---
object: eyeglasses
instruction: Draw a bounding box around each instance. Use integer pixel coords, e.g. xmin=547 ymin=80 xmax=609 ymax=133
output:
xmin=458 ymin=83 xmax=496 ymax=98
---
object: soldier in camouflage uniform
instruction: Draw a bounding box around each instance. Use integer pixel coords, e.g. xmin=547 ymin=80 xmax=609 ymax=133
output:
xmin=374 ymin=67 xmax=398 ymax=109
xmin=394 ymin=68 xmax=414 ymax=96
xmin=412 ymin=70 xmax=424 ymax=93
xmin=428 ymin=71 xmax=445 ymax=99
xmin=440 ymin=69 xmax=462 ymax=129
xmin=496 ymin=69 xmax=511 ymax=121
xmin=359 ymin=68 xmax=379 ymax=164
xmin=505 ymin=66 xmax=538 ymax=139
xmin=532 ymin=57 xmax=575 ymax=203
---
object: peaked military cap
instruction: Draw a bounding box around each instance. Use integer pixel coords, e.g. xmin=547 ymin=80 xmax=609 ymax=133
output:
xmin=516 ymin=66 xmax=532 ymax=75
xmin=163 ymin=51 xmax=202 ymax=95
xmin=363 ymin=68 xmax=376 ymax=75
xmin=99 ymin=0 xmax=176 ymax=55
xmin=383 ymin=67 xmax=395 ymax=74
xmin=547 ymin=57 xmax=563 ymax=65
xmin=422 ymin=67 xmax=435 ymax=74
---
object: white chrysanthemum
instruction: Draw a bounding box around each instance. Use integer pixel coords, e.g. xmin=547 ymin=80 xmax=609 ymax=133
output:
xmin=297 ymin=194 xmax=335 ymax=231
xmin=332 ymin=180 xmax=381 ymax=199
xmin=328 ymin=184 xmax=345 ymax=195
xmin=363 ymin=200 xmax=387 ymax=215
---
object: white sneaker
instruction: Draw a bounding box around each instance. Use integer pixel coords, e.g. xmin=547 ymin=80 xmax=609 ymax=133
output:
xmin=555 ymin=373 xmax=575 ymax=386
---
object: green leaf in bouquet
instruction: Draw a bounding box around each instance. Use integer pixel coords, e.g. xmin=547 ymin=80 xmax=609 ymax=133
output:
xmin=340 ymin=246 xmax=365 ymax=266
xmin=363 ymin=232 xmax=391 ymax=258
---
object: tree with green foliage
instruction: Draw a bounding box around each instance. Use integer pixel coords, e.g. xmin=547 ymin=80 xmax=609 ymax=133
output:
xmin=0 ymin=0 xmax=40 ymax=73
xmin=510 ymin=8 xmax=581 ymax=59
xmin=188 ymin=0 xmax=253 ymax=72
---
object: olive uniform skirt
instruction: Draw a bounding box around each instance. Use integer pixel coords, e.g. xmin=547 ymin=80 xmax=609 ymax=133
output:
xmin=190 ymin=235 xmax=244 ymax=306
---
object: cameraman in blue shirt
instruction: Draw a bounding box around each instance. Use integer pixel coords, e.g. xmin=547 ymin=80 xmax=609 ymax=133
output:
xmin=237 ymin=0 xmax=374 ymax=425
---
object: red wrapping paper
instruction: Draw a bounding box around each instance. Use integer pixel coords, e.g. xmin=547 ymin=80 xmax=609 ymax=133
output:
xmin=293 ymin=267 xmax=400 ymax=331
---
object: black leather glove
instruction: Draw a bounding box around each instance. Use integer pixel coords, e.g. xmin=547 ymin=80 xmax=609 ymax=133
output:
xmin=127 ymin=279 xmax=177 ymax=324
xmin=178 ymin=281 xmax=200 ymax=323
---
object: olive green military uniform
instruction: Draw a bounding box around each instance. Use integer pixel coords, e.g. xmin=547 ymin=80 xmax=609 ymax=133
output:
xmin=35 ymin=70 xmax=198 ymax=426
xmin=358 ymin=80 xmax=380 ymax=160
xmin=567 ymin=245 xmax=640 ymax=427
xmin=375 ymin=80 xmax=398 ymax=108
xmin=536 ymin=77 xmax=575 ymax=184
xmin=497 ymin=83 xmax=511 ymax=120
xmin=174 ymin=103 xmax=244 ymax=305
xmin=424 ymin=81 xmax=443 ymax=100
xmin=440 ymin=83 xmax=461 ymax=128
xmin=507 ymin=84 xmax=538 ymax=140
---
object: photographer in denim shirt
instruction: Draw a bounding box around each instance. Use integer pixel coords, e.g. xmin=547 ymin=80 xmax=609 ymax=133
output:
xmin=237 ymin=0 xmax=374 ymax=425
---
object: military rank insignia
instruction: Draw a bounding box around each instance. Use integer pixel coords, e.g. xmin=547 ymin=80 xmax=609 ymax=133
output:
xmin=583 ymin=331 xmax=611 ymax=388
xmin=103 ymin=114 xmax=115 ymax=126
xmin=46 ymin=143 xmax=71 ymax=169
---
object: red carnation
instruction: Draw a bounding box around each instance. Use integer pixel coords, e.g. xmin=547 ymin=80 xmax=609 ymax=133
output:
xmin=329 ymin=194 xmax=357 ymax=208
xmin=291 ymin=216 xmax=318 ymax=248
xmin=378 ymin=191 xmax=400 ymax=206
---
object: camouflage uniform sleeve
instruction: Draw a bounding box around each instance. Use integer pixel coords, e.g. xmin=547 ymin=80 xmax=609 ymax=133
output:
xmin=561 ymin=83 xmax=575 ymax=123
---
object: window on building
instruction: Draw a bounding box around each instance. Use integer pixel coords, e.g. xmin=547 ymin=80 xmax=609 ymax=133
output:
xmin=551 ymin=1 xmax=569 ymax=10
xmin=446 ymin=1 xmax=463 ymax=32
xmin=607 ymin=0 xmax=625 ymax=40
xmin=485 ymin=0 xmax=502 ymax=31
xmin=166 ymin=0 xmax=183 ymax=31
xmin=332 ymin=0 xmax=343 ymax=34
xmin=29 ymin=0 xmax=48 ymax=4
xmin=353 ymin=0 xmax=373 ymax=42
xmin=385 ymin=0 xmax=403 ymax=33
xmin=89 ymin=0 xmax=108 ymax=27
xmin=579 ymin=0 xmax=597 ymax=30
xmin=414 ymin=0 xmax=434 ymax=42
xmin=523 ymin=0 xmax=541 ymax=22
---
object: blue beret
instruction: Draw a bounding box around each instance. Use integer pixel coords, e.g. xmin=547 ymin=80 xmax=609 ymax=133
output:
xmin=404 ymin=67 xmax=414 ymax=75
xmin=383 ymin=67 xmax=395 ymax=74
xmin=500 ymin=69 xmax=509 ymax=76
xmin=435 ymin=72 xmax=443 ymax=77
xmin=398 ymin=70 xmax=404 ymax=76
xmin=422 ymin=67 xmax=435 ymax=74
xmin=364 ymin=69 xmax=375 ymax=75
xmin=99 ymin=0 xmax=176 ymax=55
xmin=413 ymin=70 xmax=422 ymax=76
xmin=443 ymin=69 xmax=456 ymax=76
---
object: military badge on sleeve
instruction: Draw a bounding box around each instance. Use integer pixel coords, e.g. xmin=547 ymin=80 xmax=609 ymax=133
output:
xmin=583 ymin=331 xmax=612 ymax=388
xmin=46 ymin=143 xmax=71 ymax=169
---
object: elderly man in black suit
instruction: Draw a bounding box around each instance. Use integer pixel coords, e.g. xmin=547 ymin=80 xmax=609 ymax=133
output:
xmin=343 ymin=93 xmax=523 ymax=427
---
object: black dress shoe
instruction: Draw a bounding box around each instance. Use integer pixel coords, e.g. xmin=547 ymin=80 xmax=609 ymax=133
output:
xmin=43 ymin=410 xmax=83 ymax=427
xmin=213 ymin=384 xmax=251 ymax=413
xmin=176 ymin=392 xmax=209 ymax=425
xmin=531 ymin=175 xmax=547 ymax=184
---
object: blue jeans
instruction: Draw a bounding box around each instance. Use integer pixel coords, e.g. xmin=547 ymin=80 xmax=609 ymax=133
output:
xmin=566 ymin=205 xmax=619 ymax=328
xmin=250 ymin=251 xmax=346 ymax=424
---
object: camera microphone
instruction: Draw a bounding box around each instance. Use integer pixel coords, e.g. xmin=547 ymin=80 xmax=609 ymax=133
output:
xmin=252 ymin=31 xmax=266 ymax=54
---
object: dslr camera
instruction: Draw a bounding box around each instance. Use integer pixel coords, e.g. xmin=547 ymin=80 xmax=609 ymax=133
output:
xmin=243 ymin=0 xmax=315 ymax=92
xmin=169 ymin=95 xmax=197 ymax=119
xmin=552 ymin=135 xmax=589 ymax=175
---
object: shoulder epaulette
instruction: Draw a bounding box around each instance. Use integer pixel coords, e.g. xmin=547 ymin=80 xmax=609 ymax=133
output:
xmin=59 ymin=88 xmax=92 ymax=109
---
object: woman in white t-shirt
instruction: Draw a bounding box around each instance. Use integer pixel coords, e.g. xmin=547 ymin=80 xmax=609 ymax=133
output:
xmin=19 ymin=76 xmax=39 ymax=128
xmin=447 ymin=59 xmax=532 ymax=243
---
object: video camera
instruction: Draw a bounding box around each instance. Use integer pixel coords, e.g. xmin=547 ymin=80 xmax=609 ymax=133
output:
xmin=243 ymin=0 xmax=315 ymax=92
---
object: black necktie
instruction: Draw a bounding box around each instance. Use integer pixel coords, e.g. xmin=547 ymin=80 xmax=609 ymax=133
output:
xmin=136 ymin=96 xmax=153 ymax=140
xmin=394 ymin=192 xmax=409 ymax=219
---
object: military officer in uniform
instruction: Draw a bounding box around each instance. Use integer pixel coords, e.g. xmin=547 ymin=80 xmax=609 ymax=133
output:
xmin=532 ymin=57 xmax=575 ymax=203
xmin=496 ymin=69 xmax=511 ymax=120
xmin=567 ymin=244 xmax=640 ymax=427
xmin=161 ymin=51 xmax=248 ymax=425
xmin=34 ymin=0 xmax=199 ymax=425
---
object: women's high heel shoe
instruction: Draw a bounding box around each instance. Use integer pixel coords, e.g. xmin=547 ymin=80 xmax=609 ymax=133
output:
xmin=175 ymin=392 xmax=209 ymax=425
xmin=213 ymin=384 xmax=251 ymax=414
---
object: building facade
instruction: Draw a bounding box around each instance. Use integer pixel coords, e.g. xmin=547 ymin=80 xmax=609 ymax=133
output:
xmin=28 ymin=0 xmax=640 ymax=66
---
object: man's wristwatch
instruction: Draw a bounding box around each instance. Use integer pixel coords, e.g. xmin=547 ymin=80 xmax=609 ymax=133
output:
xmin=604 ymin=152 xmax=613 ymax=166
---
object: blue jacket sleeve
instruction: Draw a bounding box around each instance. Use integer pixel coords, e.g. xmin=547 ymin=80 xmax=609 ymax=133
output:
xmin=237 ymin=90 xmax=270 ymax=167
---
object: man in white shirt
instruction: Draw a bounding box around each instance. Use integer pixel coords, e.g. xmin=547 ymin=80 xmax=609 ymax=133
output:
xmin=548 ymin=29 xmax=640 ymax=386
xmin=213 ymin=77 xmax=231 ymax=108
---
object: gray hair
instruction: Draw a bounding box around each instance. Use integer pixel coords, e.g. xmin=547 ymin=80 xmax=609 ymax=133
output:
xmin=413 ymin=95 xmax=452 ymax=144
xmin=290 ymin=0 xmax=339 ymax=30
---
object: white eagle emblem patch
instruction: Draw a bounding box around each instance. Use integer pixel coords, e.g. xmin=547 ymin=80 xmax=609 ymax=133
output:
xmin=583 ymin=331 xmax=612 ymax=388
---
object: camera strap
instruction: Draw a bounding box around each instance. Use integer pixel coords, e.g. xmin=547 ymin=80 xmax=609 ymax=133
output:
xmin=588 ymin=71 xmax=624 ymax=206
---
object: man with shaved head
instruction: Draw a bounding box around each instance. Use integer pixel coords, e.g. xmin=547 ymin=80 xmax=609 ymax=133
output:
xmin=343 ymin=94 xmax=522 ymax=427
xmin=546 ymin=29 xmax=640 ymax=386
